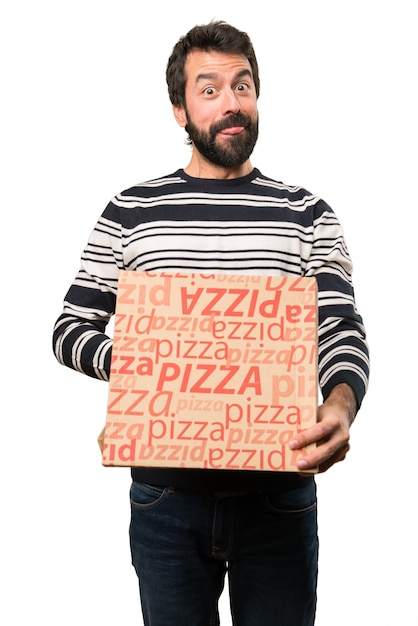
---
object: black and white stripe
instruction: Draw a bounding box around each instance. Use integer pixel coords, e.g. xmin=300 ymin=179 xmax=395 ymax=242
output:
xmin=53 ymin=168 xmax=369 ymax=406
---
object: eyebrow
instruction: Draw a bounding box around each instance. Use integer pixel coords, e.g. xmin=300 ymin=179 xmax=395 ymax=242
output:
xmin=195 ymin=68 xmax=253 ymax=85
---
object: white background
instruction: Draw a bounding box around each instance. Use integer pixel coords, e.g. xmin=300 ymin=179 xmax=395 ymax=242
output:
xmin=1 ymin=1 xmax=417 ymax=623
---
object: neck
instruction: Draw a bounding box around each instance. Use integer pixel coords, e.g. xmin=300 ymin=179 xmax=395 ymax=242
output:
xmin=184 ymin=150 xmax=253 ymax=180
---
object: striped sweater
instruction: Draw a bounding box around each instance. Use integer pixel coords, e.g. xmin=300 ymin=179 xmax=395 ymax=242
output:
xmin=53 ymin=168 xmax=369 ymax=490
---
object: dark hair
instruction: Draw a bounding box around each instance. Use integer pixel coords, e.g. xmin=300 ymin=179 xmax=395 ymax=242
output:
xmin=166 ymin=21 xmax=260 ymax=106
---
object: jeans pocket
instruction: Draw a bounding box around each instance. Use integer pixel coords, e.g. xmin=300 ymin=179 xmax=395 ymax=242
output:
xmin=130 ymin=482 xmax=169 ymax=510
xmin=265 ymin=480 xmax=317 ymax=517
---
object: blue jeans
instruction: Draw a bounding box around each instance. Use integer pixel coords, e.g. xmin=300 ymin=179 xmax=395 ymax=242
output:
xmin=129 ymin=479 xmax=318 ymax=625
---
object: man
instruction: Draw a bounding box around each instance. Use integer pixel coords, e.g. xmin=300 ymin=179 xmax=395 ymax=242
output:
xmin=53 ymin=21 xmax=369 ymax=626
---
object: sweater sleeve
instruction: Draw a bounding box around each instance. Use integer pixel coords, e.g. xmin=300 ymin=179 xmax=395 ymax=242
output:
xmin=52 ymin=206 xmax=122 ymax=381
xmin=307 ymin=201 xmax=369 ymax=409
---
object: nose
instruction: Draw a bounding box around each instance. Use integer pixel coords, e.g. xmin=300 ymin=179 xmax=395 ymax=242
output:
xmin=222 ymin=88 xmax=241 ymax=115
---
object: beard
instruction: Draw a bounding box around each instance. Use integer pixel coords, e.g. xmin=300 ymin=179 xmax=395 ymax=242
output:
xmin=185 ymin=111 xmax=259 ymax=168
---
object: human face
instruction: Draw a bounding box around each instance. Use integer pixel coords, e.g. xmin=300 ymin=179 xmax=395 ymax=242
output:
xmin=173 ymin=50 xmax=259 ymax=175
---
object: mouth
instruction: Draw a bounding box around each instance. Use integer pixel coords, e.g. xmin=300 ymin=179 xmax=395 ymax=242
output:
xmin=217 ymin=126 xmax=245 ymax=136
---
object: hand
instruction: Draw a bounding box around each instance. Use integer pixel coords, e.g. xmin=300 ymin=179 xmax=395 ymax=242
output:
xmin=289 ymin=383 xmax=358 ymax=473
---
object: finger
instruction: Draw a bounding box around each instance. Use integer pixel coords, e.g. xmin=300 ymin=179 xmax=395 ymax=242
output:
xmin=289 ymin=422 xmax=332 ymax=450
xmin=295 ymin=440 xmax=350 ymax=473
xmin=317 ymin=442 xmax=350 ymax=473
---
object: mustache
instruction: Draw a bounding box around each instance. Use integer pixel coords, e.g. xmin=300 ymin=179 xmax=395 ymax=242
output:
xmin=211 ymin=113 xmax=253 ymax=134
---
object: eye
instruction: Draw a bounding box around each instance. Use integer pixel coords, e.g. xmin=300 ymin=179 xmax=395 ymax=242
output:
xmin=203 ymin=86 xmax=216 ymax=96
xmin=236 ymin=82 xmax=250 ymax=92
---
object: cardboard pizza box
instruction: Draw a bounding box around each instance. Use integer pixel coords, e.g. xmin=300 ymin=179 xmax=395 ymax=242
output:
xmin=101 ymin=271 xmax=318 ymax=472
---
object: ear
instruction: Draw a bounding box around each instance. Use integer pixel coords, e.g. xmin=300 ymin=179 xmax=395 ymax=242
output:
xmin=173 ymin=104 xmax=187 ymax=128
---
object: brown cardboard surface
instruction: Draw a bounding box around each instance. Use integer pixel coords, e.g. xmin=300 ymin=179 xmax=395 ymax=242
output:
xmin=102 ymin=272 xmax=318 ymax=471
